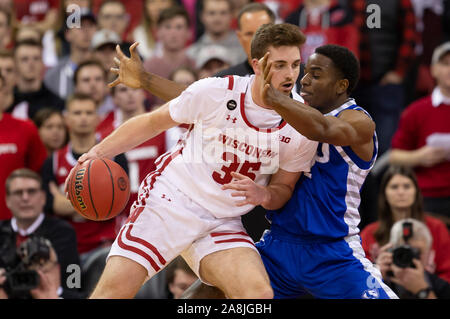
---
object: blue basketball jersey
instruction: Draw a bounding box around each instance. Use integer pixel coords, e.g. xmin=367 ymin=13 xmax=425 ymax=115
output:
xmin=266 ymin=99 xmax=378 ymax=241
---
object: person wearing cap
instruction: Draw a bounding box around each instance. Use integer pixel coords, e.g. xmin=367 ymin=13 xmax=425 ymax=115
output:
xmin=43 ymin=11 xmax=97 ymax=99
xmin=196 ymin=44 xmax=232 ymax=79
xmin=390 ymin=42 xmax=450 ymax=220
xmin=92 ymin=29 xmax=122 ymax=83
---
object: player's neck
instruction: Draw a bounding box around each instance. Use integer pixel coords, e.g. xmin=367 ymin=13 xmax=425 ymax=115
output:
xmin=320 ymin=95 xmax=350 ymax=114
xmin=250 ymin=79 xmax=272 ymax=110
xmin=70 ymin=133 xmax=97 ymax=154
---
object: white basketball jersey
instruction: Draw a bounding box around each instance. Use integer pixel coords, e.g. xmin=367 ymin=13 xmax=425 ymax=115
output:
xmin=136 ymin=75 xmax=318 ymax=218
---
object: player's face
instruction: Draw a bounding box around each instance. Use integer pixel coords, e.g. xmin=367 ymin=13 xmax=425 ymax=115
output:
xmin=265 ymin=45 xmax=301 ymax=95
xmin=65 ymin=100 xmax=99 ymax=135
xmin=385 ymin=174 xmax=417 ymax=211
xmin=6 ymin=178 xmax=45 ymax=220
xmin=300 ymin=53 xmax=345 ymax=113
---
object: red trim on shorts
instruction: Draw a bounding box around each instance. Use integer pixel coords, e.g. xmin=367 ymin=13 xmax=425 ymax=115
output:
xmin=227 ymin=75 xmax=234 ymax=90
xmin=214 ymin=238 xmax=255 ymax=246
xmin=117 ymin=225 xmax=161 ymax=272
xmin=239 ymin=93 xmax=287 ymax=133
xmin=210 ymin=231 xmax=249 ymax=237
xmin=125 ymin=224 xmax=167 ymax=265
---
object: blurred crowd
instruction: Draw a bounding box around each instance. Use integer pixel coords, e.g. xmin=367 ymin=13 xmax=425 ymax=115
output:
xmin=0 ymin=0 xmax=449 ymax=299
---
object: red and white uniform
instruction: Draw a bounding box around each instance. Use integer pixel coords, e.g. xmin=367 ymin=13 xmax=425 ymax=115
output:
xmin=109 ymin=75 xmax=318 ymax=280
xmin=53 ymin=144 xmax=116 ymax=254
xmin=0 ymin=114 xmax=47 ymax=220
xmin=97 ymin=109 xmax=168 ymax=226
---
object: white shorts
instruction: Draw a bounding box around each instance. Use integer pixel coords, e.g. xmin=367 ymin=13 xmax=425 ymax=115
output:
xmin=107 ymin=177 xmax=258 ymax=282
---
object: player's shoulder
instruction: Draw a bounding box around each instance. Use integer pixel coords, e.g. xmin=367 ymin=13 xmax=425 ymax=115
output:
xmin=187 ymin=76 xmax=230 ymax=93
xmin=187 ymin=75 xmax=249 ymax=94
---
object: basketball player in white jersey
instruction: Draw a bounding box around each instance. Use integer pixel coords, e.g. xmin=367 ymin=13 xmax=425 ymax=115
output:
xmin=76 ymin=23 xmax=318 ymax=299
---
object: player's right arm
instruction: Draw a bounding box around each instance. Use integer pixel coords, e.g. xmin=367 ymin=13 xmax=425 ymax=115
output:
xmin=79 ymin=103 xmax=179 ymax=164
xmin=110 ymin=42 xmax=186 ymax=101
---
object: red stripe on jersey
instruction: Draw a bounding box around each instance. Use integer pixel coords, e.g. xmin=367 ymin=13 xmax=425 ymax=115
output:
xmin=239 ymin=93 xmax=287 ymax=133
xmin=210 ymin=231 xmax=249 ymax=237
xmin=117 ymin=225 xmax=161 ymax=272
xmin=125 ymin=224 xmax=167 ymax=265
xmin=139 ymin=147 xmax=183 ymax=206
xmin=227 ymin=75 xmax=234 ymax=90
xmin=214 ymin=238 xmax=255 ymax=246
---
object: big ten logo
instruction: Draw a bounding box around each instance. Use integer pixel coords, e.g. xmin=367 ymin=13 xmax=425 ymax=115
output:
xmin=66 ymin=4 xmax=81 ymax=29
xmin=66 ymin=264 xmax=81 ymax=289
xmin=366 ymin=4 xmax=381 ymax=29
xmin=279 ymin=135 xmax=291 ymax=144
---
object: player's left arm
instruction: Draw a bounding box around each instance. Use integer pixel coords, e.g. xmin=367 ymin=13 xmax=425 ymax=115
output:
xmin=222 ymin=169 xmax=301 ymax=210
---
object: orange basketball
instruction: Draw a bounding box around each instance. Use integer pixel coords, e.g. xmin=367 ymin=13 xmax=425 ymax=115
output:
xmin=67 ymin=158 xmax=130 ymax=221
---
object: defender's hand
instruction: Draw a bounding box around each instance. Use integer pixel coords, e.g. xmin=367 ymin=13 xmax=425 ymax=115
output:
xmin=110 ymin=42 xmax=146 ymax=89
xmin=259 ymin=52 xmax=278 ymax=108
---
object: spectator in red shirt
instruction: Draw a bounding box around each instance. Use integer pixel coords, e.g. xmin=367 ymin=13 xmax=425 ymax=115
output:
xmin=14 ymin=0 xmax=59 ymax=35
xmin=0 ymin=71 xmax=47 ymax=220
xmin=360 ymin=165 xmax=450 ymax=283
xmin=390 ymin=42 xmax=450 ymax=218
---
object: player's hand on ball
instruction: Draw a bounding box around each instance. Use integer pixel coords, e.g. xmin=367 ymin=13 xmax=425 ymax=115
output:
xmin=222 ymin=172 xmax=270 ymax=207
xmin=78 ymin=145 xmax=102 ymax=165
xmin=109 ymin=42 xmax=145 ymax=89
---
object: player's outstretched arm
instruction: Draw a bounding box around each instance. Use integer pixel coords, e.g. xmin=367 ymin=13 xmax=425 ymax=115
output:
xmin=110 ymin=42 xmax=187 ymax=101
xmin=78 ymin=103 xmax=179 ymax=164
xmin=222 ymin=169 xmax=301 ymax=210
xmin=259 ymin=53 xmax=375 ymax=148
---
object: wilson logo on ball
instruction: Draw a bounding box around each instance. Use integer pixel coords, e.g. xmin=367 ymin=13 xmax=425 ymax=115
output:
xmin=74 ymin=168 xmax=87 ymax=210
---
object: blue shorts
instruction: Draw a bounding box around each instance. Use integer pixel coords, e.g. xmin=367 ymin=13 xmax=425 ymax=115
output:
xmin=256 ymin=230 xmax=398 ymax=299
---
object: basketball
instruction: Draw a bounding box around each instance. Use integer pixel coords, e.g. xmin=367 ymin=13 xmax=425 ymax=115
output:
xmin=67 ymin=158 xmax=130 ymax=221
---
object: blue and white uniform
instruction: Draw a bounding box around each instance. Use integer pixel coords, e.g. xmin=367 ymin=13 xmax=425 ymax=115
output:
xmin=256 ymin=99 xmax=398 ymax=299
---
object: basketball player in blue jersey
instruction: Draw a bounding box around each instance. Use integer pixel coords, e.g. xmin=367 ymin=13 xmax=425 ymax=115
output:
xmin=104 ymin=28 xmax=397 ymax=298
xmin=249 ymin=44 xmax=398 ymax=299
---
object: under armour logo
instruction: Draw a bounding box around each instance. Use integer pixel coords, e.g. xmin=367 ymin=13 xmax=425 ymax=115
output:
xmin=226 ymin=115 xmax=237 ymax=123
